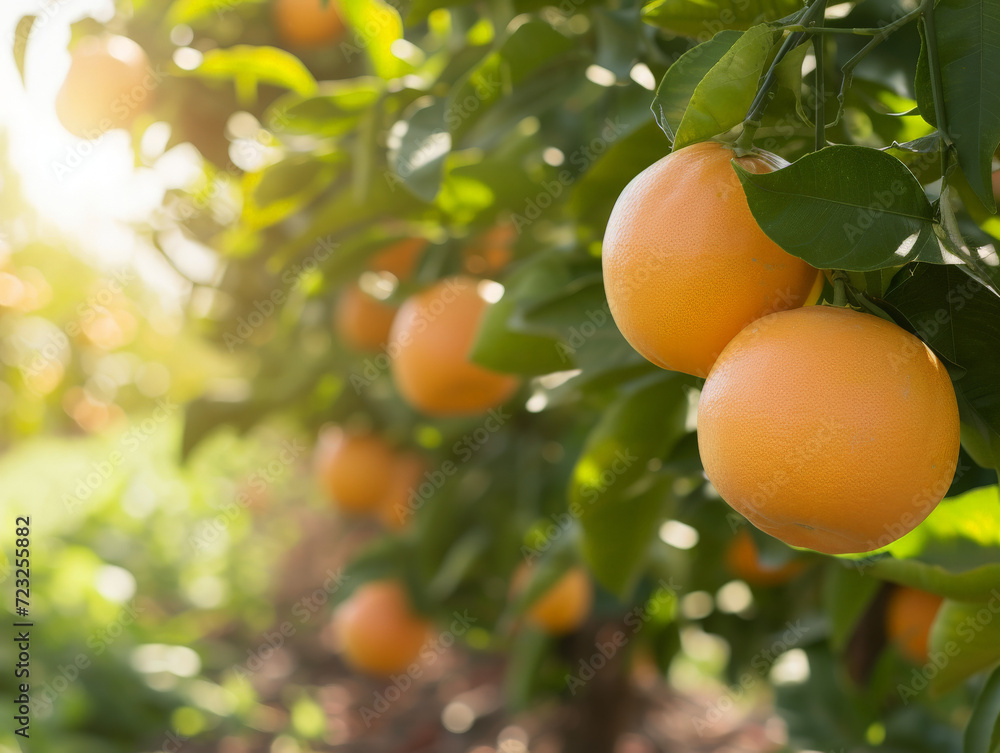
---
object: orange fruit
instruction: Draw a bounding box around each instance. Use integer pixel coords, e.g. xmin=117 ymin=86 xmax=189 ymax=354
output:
xmin=698 ymin=306 xmax=960 ymax=554
xmin=513 ymin=565 xmax=593 ymax=635
xmin=992 ymin=169 xmax=1000 ymax=203
xmin=389 ymin=276 xmax=519 ymax=416
xmin=56 ymin=36 xmax=152 ymax=139
xmin=885 ymin=587 xmax=943 ymax=663
xmin=464 ymin=224 xmax=515 ymax=275
xmin=335 ymin=580 xmax=430 ymax=675
xmin=602 ymin=140 xmax=821 ymax=377
xmin=370 ymin=238 xmax=427 ymax=281
xmin=725 ymin=529 xmax=805 ymax=587
xmin=378 ymin=452 xmax=426 ymax=530
xmin=314 ymin=427 xmax=395 ymax=514
xmin=273 ymin=0 xmax=344 ymax=47
xmin=334 ymin=284 xmax=396 ymax=352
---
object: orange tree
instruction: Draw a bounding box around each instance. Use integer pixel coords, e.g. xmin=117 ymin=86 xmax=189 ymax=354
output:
xmin=19 ymin=0 xmax=1000 ymax=748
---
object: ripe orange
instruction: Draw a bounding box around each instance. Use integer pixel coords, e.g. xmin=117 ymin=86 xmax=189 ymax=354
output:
xmin=464 ymin=224 xmax=515 ymax=275
xmin=378 ymin=452 xmax=426 ymax=530
xmin=516 ymin=566 xmax=593 ymax=635
xmin=698 ymin=306 xmax=960 ymax=555
xmin=389 ymin=276 xmax=519 ymax=416
xmin=725 ymin=529 xmax=805 ymax=587
xmin=602 ymin=140 xmax=821 ymax=377
xmin=273 ymin=0 xmax=344 ymax=47
xmin=885 ymin=587 xmax=943 ymax=663
xmin=314 ymin=427 xmax=395 ymax=514
xmin=56 ymin=36 xmax=152 ymax=139
xmin=370 ymin=238 xmax=427 ymax=280
xmin=334 ymin=284 xmax=396 ymax=352
xmin=335 ymin=580 xmax=430 ymax=675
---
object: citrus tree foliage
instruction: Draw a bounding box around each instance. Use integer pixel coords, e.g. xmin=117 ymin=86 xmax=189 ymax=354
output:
xmin=9 ymin=0 xmax=1000 ymax=749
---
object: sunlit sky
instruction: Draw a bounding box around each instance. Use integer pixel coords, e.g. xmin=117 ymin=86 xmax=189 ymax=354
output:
xmin=0 ymin=0 xmax=203 ymax=294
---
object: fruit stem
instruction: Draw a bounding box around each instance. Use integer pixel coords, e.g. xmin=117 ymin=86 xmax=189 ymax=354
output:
xmin=828 ymin=4 xmax=924 ymax=128
xmin=813 ymin=23 xmax=825 ymax=150
xmin=919 ymin=0 xmax=953 ymax=177
xmin=832 ymin=272 xmax=848 ymax=307
xmin=738 ymin=0 xmax=828 ymax=148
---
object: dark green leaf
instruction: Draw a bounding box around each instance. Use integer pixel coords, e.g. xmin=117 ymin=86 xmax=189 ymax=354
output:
xmin=470 ymin=256 xmax=577 ymax=376
xmin=824 ymin=564 xmax=882 ymax=650
xmin=652 ymin=30 xmax=742 ymax=142
xmin=965 ymin=664 xmax=1000 ymax=753
xmin=593 ymin=7 xmax=643 ymax=80
xmin=736 ymin=144 xmax=958 ymax=270
xmin=446 ymin=21 xmax=578 ymax=143
xmin=388 ymin=98 xmax=450 ymax=201
xmin=884 ymin=264 xmax=1000 ymax=469
xmin=914 ymin=0 xmax=1000 ymax=212
xmin=570 ymin=375 xmax=691 ymax=596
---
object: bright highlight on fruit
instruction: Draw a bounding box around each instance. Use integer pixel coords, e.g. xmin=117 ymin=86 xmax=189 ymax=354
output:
xmin=698 ymin=306 xmax=960 ymax=555
xmin=56 ymin=35 xmax=153 ymax=139
xmin=335 ymin=580 xmax=431 ymax=675
xmin=314 ymin=427 xmax=395 ymax=514
xmin=389 ymin=276 xmax=519 ymax=416
xmin=602 ymin=141 xmax=820 ymax=377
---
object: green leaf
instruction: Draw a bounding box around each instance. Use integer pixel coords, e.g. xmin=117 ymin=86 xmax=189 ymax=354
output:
xmin=884 ymin=264 xmax=1000 ymax=470
xmin=243 ymin=155 xmax=338 ymax=229
xmin=652 ymin=30 xmax=742 ymax=142
xmin=866 ymin=558 xmax=1000 ymax=602
xmin=388 ymin=98 xmax=450 ymax=201
xmin=268 ymin=77 xmax=384 ymax=136
xmin=965 ymin=664 xmax=1000 ymax=753
xmin=13 ymin=16 xmax=34 ymax=86
xmin=571 ymin=120 xmax=667 ymax=231
xmin=857 ymin=485 xmax=1000 ymax=601
xmin=518 ymin=274 xmax=646 ymax=381
xmin=928 ymin=597 xmax=1000 ymax=694
xmin=914 ymin=0 xmax=1000 ymax=212
xmin=167 ymin=0 xmax=258 ymax=24
xmin=736 ymin=145 xmax=961 ymax=270
xmin=593 ymin=7 xmax=643 ymax=80
xmin=570 ymin=375 xmax=691 ymax=596
xmin=194 ymin=45 xmax=318 ymax=100
xmin=335 ymin=0 xmax=410 ymax=80
xmin=446 ymin=21 xmax=578 ymax=142
xmin=641 ymin=0 xmax=804 ymax=36
xmin=427 ymin=528 xmax=491 ymax=600
xmin=824 ymin=564 xmax=882 ymax=650
xmin=504 ymin=629 xmax=552 ymax=711
xmin=470 ymin=256 xmax=576 ymax=376
xmin=673 ymin=24 xmax=776 ymax=149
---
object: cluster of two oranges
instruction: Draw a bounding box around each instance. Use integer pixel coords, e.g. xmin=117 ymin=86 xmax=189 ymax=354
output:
xmin=334 ymin=567 xmax=593 ymax=676
xmin=603 ymin=141 xmax=960 ymax=556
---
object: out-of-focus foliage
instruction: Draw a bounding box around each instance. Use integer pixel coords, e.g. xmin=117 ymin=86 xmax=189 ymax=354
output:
xmin=2 ymin=0 xmax=1000 ymax=750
